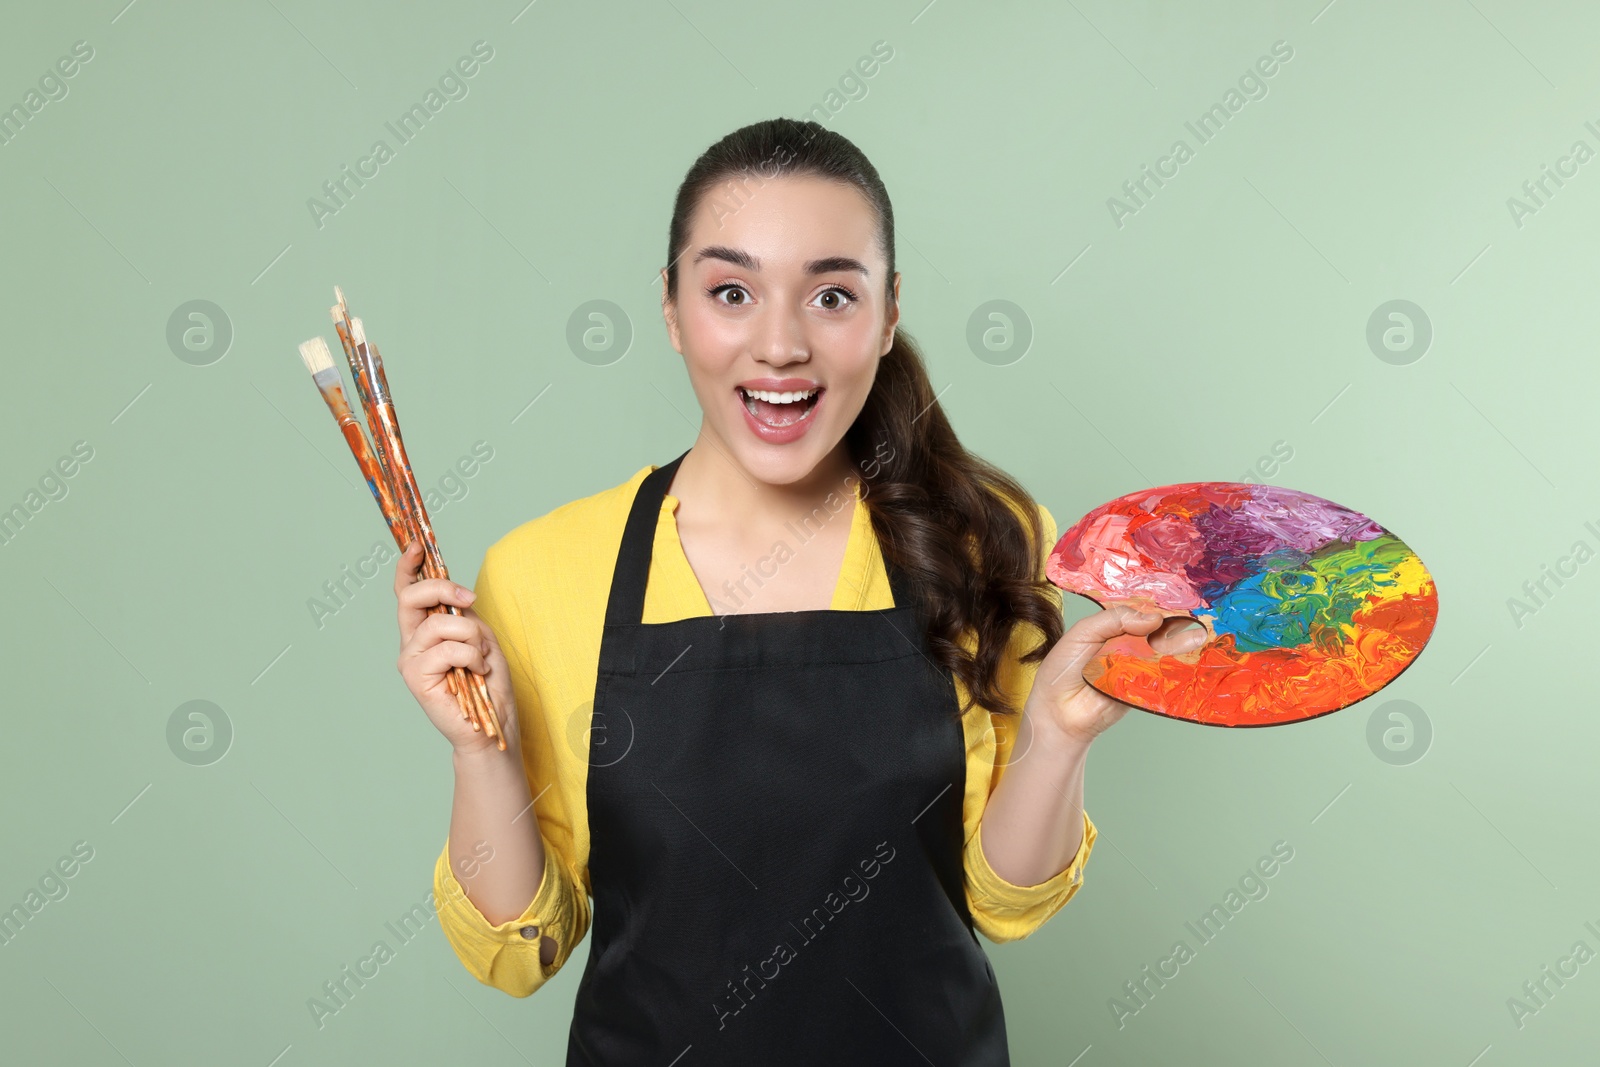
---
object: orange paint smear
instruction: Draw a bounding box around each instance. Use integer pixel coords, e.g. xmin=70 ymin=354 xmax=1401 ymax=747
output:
xmin=1086 ymin=584 xmax=1439 ymax=727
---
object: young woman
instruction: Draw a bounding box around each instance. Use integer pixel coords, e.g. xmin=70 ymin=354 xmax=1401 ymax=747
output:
xmin=396 ymin=117 xmax=1203 ymax=1064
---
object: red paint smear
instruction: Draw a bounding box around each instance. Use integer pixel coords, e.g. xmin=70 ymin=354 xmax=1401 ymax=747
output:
xmin=1052 ymin=486 xmax=1253 ymax=567
xmin=1085 ymin=583 xmax=1440 ymax=726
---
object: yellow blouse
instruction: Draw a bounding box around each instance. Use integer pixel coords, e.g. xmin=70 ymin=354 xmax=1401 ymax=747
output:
xmin=433 ymin=462 xmax=1098 ymax=997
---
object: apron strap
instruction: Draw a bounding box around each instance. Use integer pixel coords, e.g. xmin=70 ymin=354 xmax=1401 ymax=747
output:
xmin=603 ymin=450 xmax=688 ymax=630
xmin=602 ymin=450 xmax=920 ymax=627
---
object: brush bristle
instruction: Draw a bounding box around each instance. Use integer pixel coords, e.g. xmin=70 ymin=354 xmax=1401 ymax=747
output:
xmin=329 ymin=306 xmax=344 ymax=326
xmin=334 ymin=285 xmax=347 ymax=306
xmin=350 ymin=317 xmax=366 ymax=345
xmin=298 ymin=336 xmax=335 ymax=375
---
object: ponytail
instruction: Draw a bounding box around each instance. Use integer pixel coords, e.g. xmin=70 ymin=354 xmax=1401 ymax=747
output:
xmin=846 ymin=325 xmax=1062 ymax=717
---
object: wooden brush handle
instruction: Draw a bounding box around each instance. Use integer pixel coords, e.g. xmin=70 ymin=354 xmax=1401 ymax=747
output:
xmin=419 ymin=556 xmax=503 ymax=749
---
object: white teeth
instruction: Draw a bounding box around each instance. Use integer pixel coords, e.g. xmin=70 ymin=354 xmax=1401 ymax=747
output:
xmin=741 ymin=387 xmax=818 ymax=404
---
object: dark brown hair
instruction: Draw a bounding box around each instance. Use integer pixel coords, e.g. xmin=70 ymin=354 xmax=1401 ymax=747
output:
xmin=662 ymin=117 xmax=1062 ymax=717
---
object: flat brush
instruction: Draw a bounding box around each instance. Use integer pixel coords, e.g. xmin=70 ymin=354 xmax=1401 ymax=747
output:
xmin=297 ymin=337 xmax=409 ymax=550
xmin=328 ymin=293 xmax=502 ymax=747
xmin=300 ymin=334 xmax=485 ymax=727
xmin=302 ymin=332 xmax=494 ymax=742
xmin=326 ymin=309 xmax=480 ymax=718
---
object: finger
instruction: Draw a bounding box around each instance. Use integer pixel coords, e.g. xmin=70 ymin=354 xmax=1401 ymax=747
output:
xmin=393 ymin=540 xmax=427 ymax=633
xmin=1044 ymin=605 xmax=1167 ymax=688
xmin=397 ymin=576 xmax=477 ymax=638
xmin=404 ymin=612 xmax=490 ymax=658
xmin=1149 ymin=617 xmax=1208 ymax=655
xmin=1069 ymin=604 xmax=1166 ymax=646
xmin=409 ymin=640 xmax=491 ymax=682
xmin=392 ymin=538 xmax=424 ymax=597
xmin=481 ymin=628 xmax=509 ymax=674
xmin=399 ymin=577 xmax=476 ymax=612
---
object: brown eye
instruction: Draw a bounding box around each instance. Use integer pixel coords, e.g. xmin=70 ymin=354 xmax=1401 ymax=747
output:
xmin=707 ymin=283 xmax=749 ymax=305
xmin=812 ymin=285 xmax=858 ymax=311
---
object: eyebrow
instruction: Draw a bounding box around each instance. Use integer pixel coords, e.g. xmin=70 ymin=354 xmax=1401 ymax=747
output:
xmin=692 ymin=245 xmax=870 ymax=277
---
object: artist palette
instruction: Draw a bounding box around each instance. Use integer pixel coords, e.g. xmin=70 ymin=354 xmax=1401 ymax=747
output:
xmin=1046 ymin=483 xmax=1437 ymax=727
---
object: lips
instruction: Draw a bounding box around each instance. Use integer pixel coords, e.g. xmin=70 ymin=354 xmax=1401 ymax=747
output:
xmin=738 ymin=385 xmax=821 ymax=427
xmin=735 ymin=382 xmax=824 ymax=444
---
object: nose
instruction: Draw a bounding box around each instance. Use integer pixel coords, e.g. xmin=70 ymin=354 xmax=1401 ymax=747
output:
xmin=753 ymin=300 xmax=809 ymax=367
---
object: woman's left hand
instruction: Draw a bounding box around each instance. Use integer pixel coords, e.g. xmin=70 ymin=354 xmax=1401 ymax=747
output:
xmin=1027 ymin=606 xmax=1208 ymax=745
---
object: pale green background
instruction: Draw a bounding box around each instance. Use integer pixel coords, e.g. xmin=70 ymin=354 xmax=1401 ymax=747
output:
xmin=1 ymin=1 xmax=1593 ymax=1064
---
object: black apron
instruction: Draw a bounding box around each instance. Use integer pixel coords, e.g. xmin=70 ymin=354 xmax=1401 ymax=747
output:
xmin=567 ymin=451 xmax=1010 ymax=1065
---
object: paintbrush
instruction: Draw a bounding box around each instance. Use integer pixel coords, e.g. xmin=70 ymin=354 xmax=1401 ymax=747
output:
xmin=328 ymin=291 xmax=502 ymax=746
xmin=323 ymin=308 xmax=485 ymax=726
xmin=297 ymin=337 xmax=409 ymax=549
xmin=300 ymin=331 xmax=497 ymax=745
xmin=301 ymin=293 xmax=501 ymax=747
xmin=298 ymin=334 xmax=492 ymax=733
xmin=336 ymin=319 xmax=499 ymax=746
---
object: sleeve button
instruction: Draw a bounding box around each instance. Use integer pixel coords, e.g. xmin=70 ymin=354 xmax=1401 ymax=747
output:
xmin=519 ymin=925 xmax=539 ymax=940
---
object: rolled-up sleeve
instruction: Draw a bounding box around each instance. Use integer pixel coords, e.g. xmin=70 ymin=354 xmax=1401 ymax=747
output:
xmin=965 ymin=807 xmax=1096 ymax=943
xmin=433 ymin=831 xmax=590 ymax=998
xmin=430 ymin=539 xmax=592 ymax=997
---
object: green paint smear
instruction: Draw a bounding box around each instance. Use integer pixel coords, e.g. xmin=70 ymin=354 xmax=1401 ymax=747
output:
xmin=1214 ymin=535 xmax=1415 ymax=653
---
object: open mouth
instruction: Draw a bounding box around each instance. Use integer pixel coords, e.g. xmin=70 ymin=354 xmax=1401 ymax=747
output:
xmin=737 ymin=385 xmax=822 ymax=428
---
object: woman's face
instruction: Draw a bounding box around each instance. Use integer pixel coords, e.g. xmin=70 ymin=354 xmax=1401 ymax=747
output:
xmin=661 ymin=173 xmax=900 ymax=488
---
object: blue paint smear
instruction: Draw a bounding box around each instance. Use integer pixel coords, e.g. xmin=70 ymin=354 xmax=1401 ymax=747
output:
xmin=1205 ymin=547 xmax=1316 ymax=652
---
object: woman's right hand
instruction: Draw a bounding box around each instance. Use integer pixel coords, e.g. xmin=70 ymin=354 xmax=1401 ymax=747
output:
xmin=394 ymin=540 xmax=519 ymax=754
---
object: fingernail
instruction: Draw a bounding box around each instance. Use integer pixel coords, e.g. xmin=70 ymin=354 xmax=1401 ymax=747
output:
xmin=462 ymin=589 xmax=476 ymax=603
